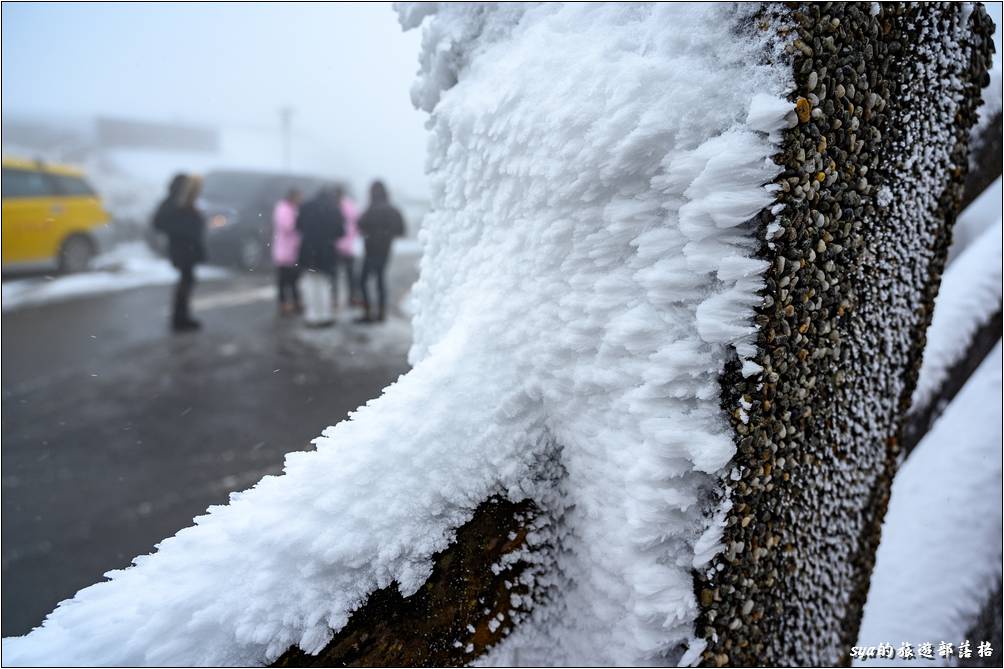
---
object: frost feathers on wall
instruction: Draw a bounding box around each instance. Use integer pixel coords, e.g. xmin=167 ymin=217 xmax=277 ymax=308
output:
xmin=699 ymin=4 xmax=996 ymax=666
xmin=3 ymin=4 xmax=792 ymax=667
xmin=405 ymin=3 xmax=792 ymax=665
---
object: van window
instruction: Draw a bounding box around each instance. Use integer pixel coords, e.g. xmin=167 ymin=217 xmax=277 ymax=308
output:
xmin=2 ymin=168 xmax=55 ymax=199
xmin=50 ymin=174 xmax=96 ymax=196
xmin=203 ymin=172 xmax=272 ymax=206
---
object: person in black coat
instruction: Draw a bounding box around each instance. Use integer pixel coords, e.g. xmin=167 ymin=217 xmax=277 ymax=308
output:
xmin=152 ymin=173 xmax=187 ymax=235
xmin=356 ymin=180 xmax=405 ymax=323
xmin=297 ymin=187 xmax=345 ymax=326
xmin=296 ymin=187 xmax=344 ymax=274
xmin=153 ymin=174 xmax=206 ymax=332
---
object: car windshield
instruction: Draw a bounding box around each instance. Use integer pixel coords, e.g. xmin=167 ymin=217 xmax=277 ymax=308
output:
xmin=201 ymin=172 xmax=276 ymax=206
xmin=203 ymin=172 xmax=330 ymax=209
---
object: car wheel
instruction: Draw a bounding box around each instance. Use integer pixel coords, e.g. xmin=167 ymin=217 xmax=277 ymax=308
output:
xmin=59 ymin=234 xmax=95 ymax=273
xmin=239 ymin=236 xmax=265 ymax=270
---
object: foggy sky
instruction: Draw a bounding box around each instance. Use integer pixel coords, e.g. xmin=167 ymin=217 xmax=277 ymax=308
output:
xmin=3 ymin=2 xmax=1001 ymax=202
xmin=1 ymin=2 xmax=429 ymax=198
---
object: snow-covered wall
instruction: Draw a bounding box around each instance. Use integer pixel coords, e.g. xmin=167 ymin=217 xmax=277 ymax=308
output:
xmin=699 ymin=3 xmax=996 ymax=665
xmin=402 ymin=4 xmax=793 ymax=664
xmin=3 ymin=4 xmax=794 ymax=666
xmin=1 ymin=3 xmax=994 ymax=668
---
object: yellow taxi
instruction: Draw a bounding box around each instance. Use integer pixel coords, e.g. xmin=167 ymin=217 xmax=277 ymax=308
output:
xmin=2 ymin=157 xmax=112 ymax=272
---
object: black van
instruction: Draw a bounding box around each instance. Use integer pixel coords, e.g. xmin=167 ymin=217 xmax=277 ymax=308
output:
xmin=198 ymin=169 xmax=334 ymax=269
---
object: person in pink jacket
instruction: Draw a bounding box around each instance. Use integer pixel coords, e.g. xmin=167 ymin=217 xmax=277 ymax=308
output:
xmin=272 ymin=188 xmax=303 ymax=314
xmin=333 ymin=186 xmax=362 ymax=307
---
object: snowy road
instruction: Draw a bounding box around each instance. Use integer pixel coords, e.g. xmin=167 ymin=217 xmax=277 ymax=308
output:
xmin=1 ymin=252 xmax=418 ymax=636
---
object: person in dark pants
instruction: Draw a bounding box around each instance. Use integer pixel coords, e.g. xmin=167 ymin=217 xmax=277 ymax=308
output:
xmin=297 ymin=187 xmax=345 ymax=326
xmin=333 ymin=185 xmax=362 ymax=308
xmin=356 ymin=180 xmax=405 ymax=323
xmin=153 ymin=174 xmax=206 ymax=332
xmin=271 ymin=188 xmax=303 ymax=315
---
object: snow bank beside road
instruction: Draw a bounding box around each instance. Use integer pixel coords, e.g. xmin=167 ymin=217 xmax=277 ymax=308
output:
xmin=1 ymin=242 xmax=229 ymax=313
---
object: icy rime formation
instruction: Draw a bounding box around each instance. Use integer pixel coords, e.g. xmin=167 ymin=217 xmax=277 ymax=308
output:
xmin=400 ymin=5 xmax=796 ymax=664
xmin=2 ymin=4 xmax=992 ymax=668
xmin=700 ymin=4 xmax=995 ymax=666
xmin=272 ymin=498 xmax=542 ymax=667
xmin=3 ymin=4 xmax=794 ymax=666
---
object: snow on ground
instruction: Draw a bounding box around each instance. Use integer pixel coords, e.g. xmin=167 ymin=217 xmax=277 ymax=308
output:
xmin=2 ymin=4 xmax=792 ymax=666
xmin=293 ymin=309 xmax=413 ymax=370
xmin=854 ymin=344 xmax=1002 ymax=665
xmin=1 ymin=242 xmax=229 ymax=313
xmin=392 ymin=237 xmax=422 ymax=256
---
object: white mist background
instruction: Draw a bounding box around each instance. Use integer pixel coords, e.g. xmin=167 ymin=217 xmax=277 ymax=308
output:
xmin=1 ymin=2 xmax=428 ymax=201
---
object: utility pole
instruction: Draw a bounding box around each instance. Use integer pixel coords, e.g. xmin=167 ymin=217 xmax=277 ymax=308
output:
xmin=279 ymin=106 xmax=294 ymax=171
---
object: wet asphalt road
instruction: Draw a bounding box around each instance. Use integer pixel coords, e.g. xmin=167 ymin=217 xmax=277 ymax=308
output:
xmin=1 ymin=255 xmax=418 ymax=636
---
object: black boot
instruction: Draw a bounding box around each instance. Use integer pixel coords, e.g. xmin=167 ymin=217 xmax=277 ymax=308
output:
xmin=172 ymin=318 xmax=201 ymax=332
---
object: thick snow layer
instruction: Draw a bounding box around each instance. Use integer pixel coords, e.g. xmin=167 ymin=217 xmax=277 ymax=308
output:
xmin=407 ymin=3 xmax=790 ymax=665
xmin=855 ymin=344 xmax=1003 ymax=665
xmin=1 ymin=242 xmax=228 ymax=312
xmin=911 ymin=216 xmax=1002 ymax=412
xmin=3 ymin=4 xmax=789 ymax=666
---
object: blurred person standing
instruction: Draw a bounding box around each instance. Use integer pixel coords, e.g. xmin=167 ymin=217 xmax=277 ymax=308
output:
xmin=297 ymin=187 xmax=345 ymax=327
xmin=356 ymin=180 xmax=405 ymax=323
xmin=153 ymin=174 xmax=206 ymax=332
xmin=333 ymin=185 xmax=362 ymax=308
xmin=152 ymin=173 xmax=187 ymax=237
xmin=272 ymin=188 xmax=303 ymax=315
